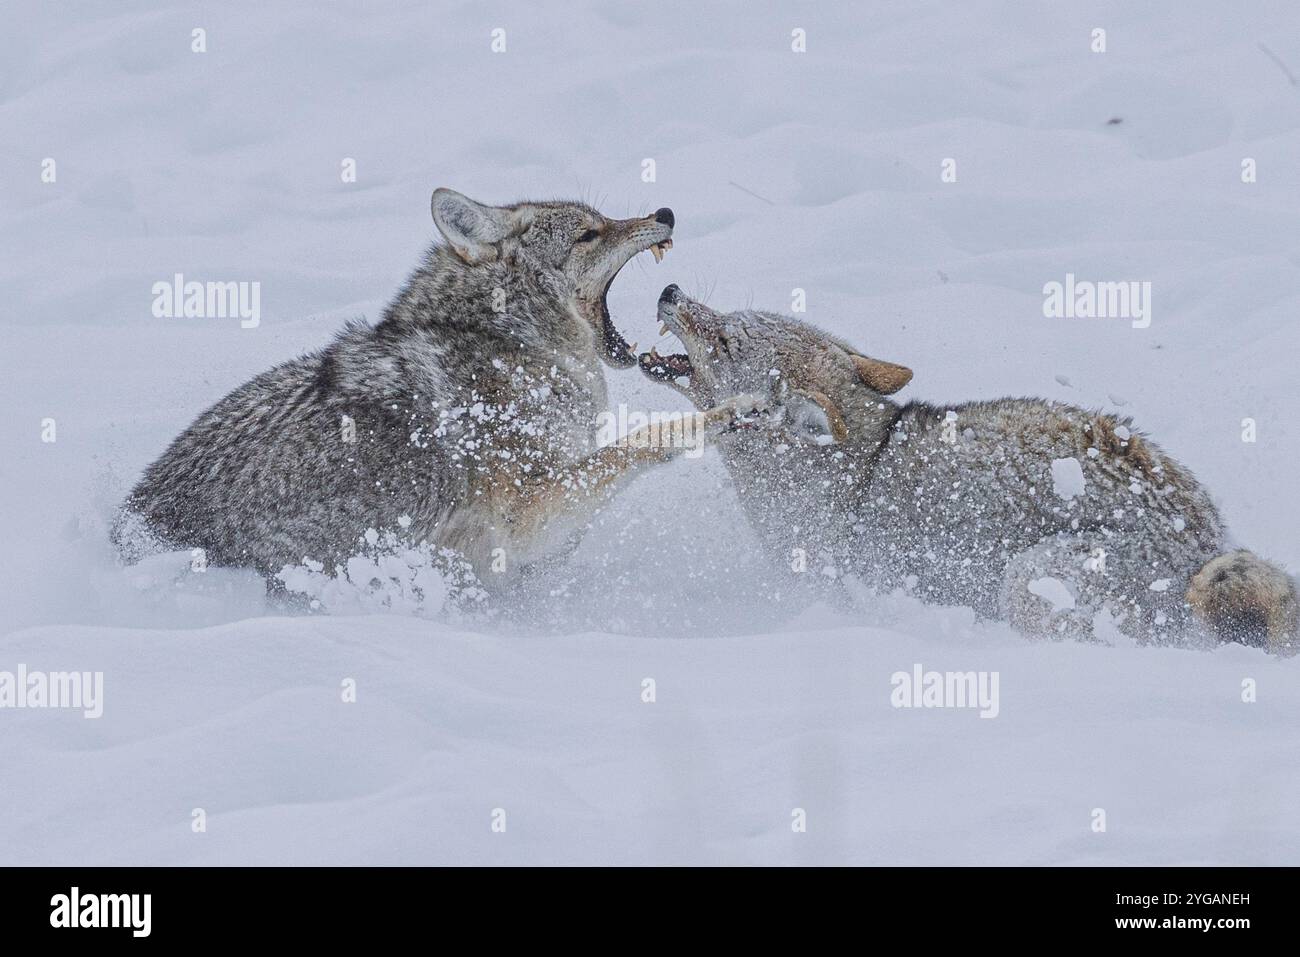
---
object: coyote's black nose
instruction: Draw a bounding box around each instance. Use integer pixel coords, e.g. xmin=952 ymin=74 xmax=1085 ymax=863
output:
xmin=660 ymin=284 xmax=681 ymax=304
xmin=653 ymin=207 xmax=675 ymax=228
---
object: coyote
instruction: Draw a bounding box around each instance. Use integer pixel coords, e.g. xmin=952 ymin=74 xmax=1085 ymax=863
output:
xmin=114 ymin=192 xmax=762 ymax=590
xmin=641 ymin=285 xmax=1298 ymax=653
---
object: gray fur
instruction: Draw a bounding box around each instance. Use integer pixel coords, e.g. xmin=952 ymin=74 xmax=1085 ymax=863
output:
xmin=641 ymin=288 xmax=1298 ymax=652
xmin=114 ymin=192 xmax=748 ymax=592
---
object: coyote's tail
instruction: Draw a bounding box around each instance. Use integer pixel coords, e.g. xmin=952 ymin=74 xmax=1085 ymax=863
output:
xmin=1187 ymin=550 xmax=1299 ymax=653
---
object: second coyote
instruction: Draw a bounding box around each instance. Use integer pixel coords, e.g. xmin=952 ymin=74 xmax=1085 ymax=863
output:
xmin=641 ymin=285 xmax=1298 ymax=653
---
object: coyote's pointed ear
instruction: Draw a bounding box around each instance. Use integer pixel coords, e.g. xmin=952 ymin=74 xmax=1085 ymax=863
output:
xmin=431 ymin=188 xmax=518 ymax=264
xmin=850 ymin=354 xmax=913 ymax=395
xmin=785 ymin=388 xmax=849 ymax=445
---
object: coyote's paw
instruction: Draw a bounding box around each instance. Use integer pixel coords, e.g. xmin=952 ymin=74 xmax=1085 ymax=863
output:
xmin=703 ymin=392 xmax=775 ymax=436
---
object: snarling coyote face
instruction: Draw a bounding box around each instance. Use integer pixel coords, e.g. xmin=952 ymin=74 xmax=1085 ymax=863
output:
xmin=639 ymin=283 xmax=913 ymax=444
xmin=431 ymin=189 xmax=674 ymax=368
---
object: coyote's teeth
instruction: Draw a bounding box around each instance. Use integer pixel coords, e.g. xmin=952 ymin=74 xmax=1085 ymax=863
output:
xmin=661 ymin=238 xmax=673 ymax=249
xmin=650 ymin=244 xmax=664 ymax=263
xmin=659 ymin=322 xmax=669 ymax=336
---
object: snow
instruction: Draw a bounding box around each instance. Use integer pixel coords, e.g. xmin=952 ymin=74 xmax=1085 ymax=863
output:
xmin=1051 ymin=456 xmax=1087 ymax=501
xmin=3 ymin=0 xmax=1300 ymax=865
xmin=1028 ymin=576 xmax=1077 ymax=612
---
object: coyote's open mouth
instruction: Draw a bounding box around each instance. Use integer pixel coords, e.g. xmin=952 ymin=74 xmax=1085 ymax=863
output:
xmin=638 ymin=347 xmax=691 ymax=382
xmin=595 ymin=232 xmax=673 ymax=368
xmin=638 ymin=282 xmax=694 ymax=387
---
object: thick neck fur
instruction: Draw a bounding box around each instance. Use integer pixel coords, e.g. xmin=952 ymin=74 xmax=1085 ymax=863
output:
xmin=714 ymin=393 xmax=905 ymax=570
xmin=325 ymin=243 xmax=606 ymax=465
xmin=383 ymin=245 xmax=596 ymax=379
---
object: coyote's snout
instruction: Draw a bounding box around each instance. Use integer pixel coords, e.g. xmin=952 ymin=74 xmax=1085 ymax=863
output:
xmin=640 ymin=287 xmax=1298 ymax=653
xmin=114 ymin=192 xmax=760 ymax=597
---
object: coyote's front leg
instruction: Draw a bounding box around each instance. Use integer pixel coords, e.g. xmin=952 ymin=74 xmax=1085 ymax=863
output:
xmin=508 ymin=393 xmax=771 ymax=542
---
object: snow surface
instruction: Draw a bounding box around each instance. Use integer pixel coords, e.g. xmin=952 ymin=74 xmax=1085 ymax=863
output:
xmin=1051 ymin=456 xmax=1086 ymax=500
xmin=3 ymin=0 xmax=1299 ymax=865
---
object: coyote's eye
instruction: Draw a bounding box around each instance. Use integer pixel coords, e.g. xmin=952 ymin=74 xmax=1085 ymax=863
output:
xmin=576 ymin=229 xmax=600 ymax=243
